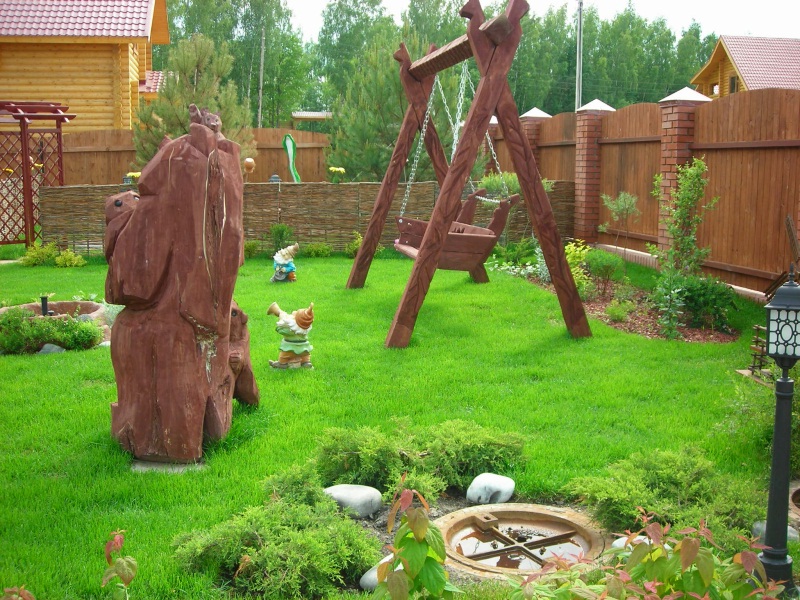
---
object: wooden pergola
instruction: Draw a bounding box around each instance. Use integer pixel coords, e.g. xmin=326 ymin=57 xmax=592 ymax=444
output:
xmin=0 ymin=101 xmax=74 ymax=246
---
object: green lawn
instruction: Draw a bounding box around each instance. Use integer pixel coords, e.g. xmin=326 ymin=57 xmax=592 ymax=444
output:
xmin=0 ymin=255 xmax=776 ymax=599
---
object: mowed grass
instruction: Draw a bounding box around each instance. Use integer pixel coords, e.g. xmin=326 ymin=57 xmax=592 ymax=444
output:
xmin=0 ymin=255 xmax=774 ymax=599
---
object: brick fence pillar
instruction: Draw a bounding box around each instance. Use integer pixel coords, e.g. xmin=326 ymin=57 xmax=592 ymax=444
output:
xmin=520 ymin=115 xmax=548 ymax=176
xmin=657 ymin=90 xmax=711 ymax=253
xmin=575 ymin=105 xmax=613 ymax=242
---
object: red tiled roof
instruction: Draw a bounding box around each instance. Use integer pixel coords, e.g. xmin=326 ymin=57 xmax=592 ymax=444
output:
xmin=0 ymin=0 xmax=156 ymax=38
xmin=722 ymin=35 xmax=800 ymax=90
xmin=139 ymin=69 xmax=164 ymax=94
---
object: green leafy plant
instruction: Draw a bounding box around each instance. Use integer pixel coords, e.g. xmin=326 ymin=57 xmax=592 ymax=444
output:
xmin=102 ymin=530 xmax=137 ymax=600
xmin=680 ymin=275 xmax=737 ymax=331
xmin=648 ymin=158 xmax=718 ymax=276
xmin=72 ymin=291 xmax=99 ymax=302
xmin=0 ymin=307 xmax=103 ymax=354
xmin=585 ymin=249 xmax=624 ymax=296
xmin=382 ymin=468 xmax=447 ymax=506
xmin=243 ymin=240 xmax=260 ymax=259
xmin=564 ymin=240 xmax=595 ymax=300
xmin=478 ymin=172 xmax=553 ymax=197
xmin=509 ymin=510 xmax=782 ymax=600
xmin=605 ymin=299 xmax=636 ymax=322
xmin=344 ymin=231 xmax=384 ymax=259
xmin=374 ymin=483 xmax=462 ymax=600
xmin=267 ymin=223 xmax=294 ymax=254
xmin=173 ymin=496 xmax=380 ymax=599
xmin=492 ymin=238 xmax=540 ymax=267
xmin=303 ymin=243 xmax=333 ymax=258
xmin=19 ymin=241 xmax=59 ymax=267
xmin=599 ymin=191 xmax=640 ymax=270
xmin=54 ymin=249 xmax=87 ymax=268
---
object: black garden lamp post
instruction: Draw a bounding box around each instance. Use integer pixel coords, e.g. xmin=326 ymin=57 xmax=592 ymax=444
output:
xmin=762 ymin=264 xmax=800 ymax=596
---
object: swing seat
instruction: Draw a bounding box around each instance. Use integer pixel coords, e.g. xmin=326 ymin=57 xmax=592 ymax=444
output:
xmin=393 ymin=192 xmax=520 ymax=272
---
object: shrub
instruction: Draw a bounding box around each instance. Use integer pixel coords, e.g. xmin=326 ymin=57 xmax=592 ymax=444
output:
xmin=54 ymin=249 xmax=86 ymax=268
xmin=605 ymin=299 xmax=635 ymax=322
xmin=315 ymin=420 xmax=525 ymax=494
xmin=173 ymin=498 xmax=380 ymax=599
xmin=243 ymin=240 xmax=259 ymax=259
xmin=263 ymin=461 xmax=330 ymax=507
xmin=681 ymin=275 xmax=737 ymax=331
xmin=585 ymin=249 xmax=624 ymax=295
xmin=0 ymin=307 xmax=103 ymax=354
xmin=19 ymin=241 xmax=59 ymax=267
xmin=267 ymin=223 xmax=294 ymax=253
xmin=302 ymin=243 xmax=332 ymax=258
xmin=493 ymin=238 xmax=539 ymax=267
xmin=650 ymin=268 xmax=685 ymax=339
xmin=564 ymin=446 xmax=764 ymax=550
xmin=382 ymin=468 xmax=447 ymax=506
xmin=103 ymin=302 xmax=124 ymax=329
xmin=315 ymin=425 xmax=406 ymax=490
xmin=564 ymin=240 xmax=595 ymax=300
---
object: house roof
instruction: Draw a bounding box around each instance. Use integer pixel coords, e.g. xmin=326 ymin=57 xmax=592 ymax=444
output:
xmin=691 ymin=35 xmax=800 ymax=91
xmin=139 ymin=70 xmax=165 ymax=94
xmin=0 ymin=0 xmax=170 ymax=44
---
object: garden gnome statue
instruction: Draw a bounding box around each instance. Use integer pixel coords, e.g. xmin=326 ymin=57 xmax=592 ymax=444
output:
xmin=104 ymin=105 xmax=258 ymax=463
xmin=267 ymin=302 xmax=314 ymax=369
xmin=271 ymin=243 xmax=299 ymax=282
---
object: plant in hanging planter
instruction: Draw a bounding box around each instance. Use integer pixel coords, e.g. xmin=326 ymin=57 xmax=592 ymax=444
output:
xmin=477 ymin=172 xmax=553 ymax=199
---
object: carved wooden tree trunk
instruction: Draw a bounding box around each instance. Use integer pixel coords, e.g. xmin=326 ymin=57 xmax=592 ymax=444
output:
xmin=104 ymin=123 xmax=257 ymax=462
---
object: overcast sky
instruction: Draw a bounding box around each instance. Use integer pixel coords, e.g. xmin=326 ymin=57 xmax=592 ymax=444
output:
xmin=288 ymin=0 xmax=798 ymax=43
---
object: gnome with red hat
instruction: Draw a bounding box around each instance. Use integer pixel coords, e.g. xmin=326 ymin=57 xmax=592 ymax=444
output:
xmin=266 ymin=302 xmax=314 ymax=369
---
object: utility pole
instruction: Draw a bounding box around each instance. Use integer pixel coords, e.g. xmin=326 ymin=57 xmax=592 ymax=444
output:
xmin=575 ymin=0 xmax=583 ymax=111
xmin=257 ymin=26 xmax=265 ymax=127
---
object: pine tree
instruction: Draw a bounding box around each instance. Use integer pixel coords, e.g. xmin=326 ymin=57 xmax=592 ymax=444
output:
xmin=133 ymin=34 xmax=254 ymax=167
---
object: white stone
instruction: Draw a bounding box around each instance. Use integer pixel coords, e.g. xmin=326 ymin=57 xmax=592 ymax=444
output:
xmin=324 ymin=484 xmax=383 ymax=518
xmin=752 ymin=520 xmax=800 ymax=543
xmin=466 ymin=473 xmax=515 ymax=504
xmin=38 ymin=343 xmax=65 ymax=354
xmin=359 ymin=555 xmax=396 ymax=591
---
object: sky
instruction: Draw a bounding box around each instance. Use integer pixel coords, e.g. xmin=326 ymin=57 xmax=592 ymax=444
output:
xmin=288 ymin=0 xmax=799 ymax=43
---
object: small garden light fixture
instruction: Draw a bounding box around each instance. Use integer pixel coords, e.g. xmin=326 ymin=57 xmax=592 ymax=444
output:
xmin=762 ymin=264 xmax=800 ymax=596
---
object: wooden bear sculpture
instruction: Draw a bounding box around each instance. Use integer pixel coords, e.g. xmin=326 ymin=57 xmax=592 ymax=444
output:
xmin=104 ymin=107 xmax=257 ymax=462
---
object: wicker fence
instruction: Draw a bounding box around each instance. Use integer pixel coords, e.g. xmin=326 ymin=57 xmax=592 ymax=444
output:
xmin=39 ymin=181 xmax=575 ymax=254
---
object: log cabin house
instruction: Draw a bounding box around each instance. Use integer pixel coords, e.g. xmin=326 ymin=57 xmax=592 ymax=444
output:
xmin=692 ymin=35 xmax=800 ymax=98
xmin=0 ymin=0 xmax=170 ymax=131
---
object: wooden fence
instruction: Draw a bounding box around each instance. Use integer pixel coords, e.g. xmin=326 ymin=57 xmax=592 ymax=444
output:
xmin=488 ymin=89 xmax=800 ymax=292
xmin=61 ymin=128 xmax=331 ymax=185
xmin=39 ymin=180 xmax=575 ymax=254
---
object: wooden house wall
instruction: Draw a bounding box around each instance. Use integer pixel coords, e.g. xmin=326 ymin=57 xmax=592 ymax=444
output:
xmin=0 ymin=42 xmax=140 ymax=131
xmin=597 ymin=103 xmax=661 ymax=253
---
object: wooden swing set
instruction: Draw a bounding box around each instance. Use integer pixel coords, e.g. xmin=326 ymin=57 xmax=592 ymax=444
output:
xmin=346 ymin=0 xmax=591 ymax=348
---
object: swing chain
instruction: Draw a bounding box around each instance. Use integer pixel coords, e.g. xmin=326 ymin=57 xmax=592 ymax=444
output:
xmin=466 ymin=76 xmax=509 ymax=198
xmin=400 ymin=74 xmax=437 ymax=217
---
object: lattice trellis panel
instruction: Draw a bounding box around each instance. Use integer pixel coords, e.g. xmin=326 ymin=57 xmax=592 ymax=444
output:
xmin=0 ymin=132 xmax=25 ymax=244
xmin=0 ymin=130 xmax=62 ymax=245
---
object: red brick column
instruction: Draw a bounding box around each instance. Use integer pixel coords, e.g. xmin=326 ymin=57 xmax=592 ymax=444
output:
xmin=520 ymin=116 xmax=547 ymax=175
xmin=574 ymin=109 xmax=609 ymax=242
xmin=657 ymin=100 xmax=702 ymax=252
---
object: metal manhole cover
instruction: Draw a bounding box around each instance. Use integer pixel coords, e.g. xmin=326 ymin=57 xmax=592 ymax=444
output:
xmin=434 ymin=503 xmax=607 ymax=579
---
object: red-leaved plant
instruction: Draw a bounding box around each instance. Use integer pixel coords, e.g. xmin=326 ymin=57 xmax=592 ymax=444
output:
xmin=373 ymin=475 xmax=462 ymax=600
xmin=102 ymin=530 xmax=137 ymax=600
xmin=511 ymin=507 xmax=784 ymax=600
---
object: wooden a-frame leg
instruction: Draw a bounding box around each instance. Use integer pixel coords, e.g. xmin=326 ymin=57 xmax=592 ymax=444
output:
xmin=469 ymin=264 xmax=490 ymax=283
xmin=495 ymin=84 xmax=591 ymax=338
